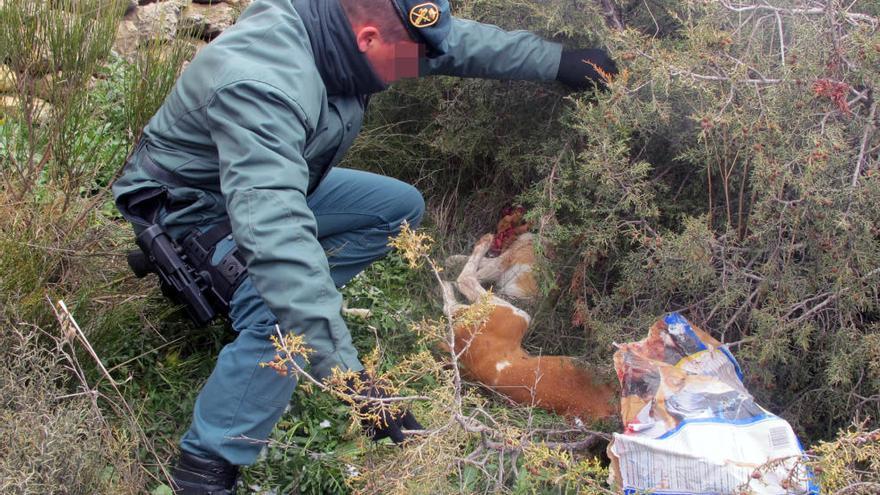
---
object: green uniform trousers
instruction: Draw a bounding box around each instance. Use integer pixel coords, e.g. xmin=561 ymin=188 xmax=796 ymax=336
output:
xmin=178 ymin=167 xmax=424 ymax=464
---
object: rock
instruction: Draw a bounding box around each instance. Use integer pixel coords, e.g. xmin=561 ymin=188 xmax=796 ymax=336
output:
xmin=0 ymin=70 xmax=62 ymax=103
xmin=191 ymin=0 xmax=225 ymax=4
xmin=34 ymin=72 xmax=62 ymax=102
xmin=0 ymin=65 xmax=15 ymax=93
xmin=185 ymin=37 xmax=210 ymax=56
xmin=113 ymin=18 xmax=140 ymax=59
xmin=135 ymin=1 xmax=184 ymax=43
xmin=181 ymin=2 xmax=236 ymax=40
xmin=123 ymin=0 xmax=138 ymax=16
xmin=0 ymin=95 xmax=22 ymax=115
xmin=0 ymin=95 xmax=54 ymax=125
xmin=228 ymin=0 xmax=253 ymax=12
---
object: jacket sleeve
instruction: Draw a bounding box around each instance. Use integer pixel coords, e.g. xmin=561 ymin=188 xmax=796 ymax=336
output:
xmin=206 ymin=80 xmax=363 ymax=381
xmin=419 ymin=17 xmax=563 ymax=81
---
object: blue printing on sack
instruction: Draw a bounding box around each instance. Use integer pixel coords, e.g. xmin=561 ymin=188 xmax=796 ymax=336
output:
xmin=665 ymin=312 xmax=745 ymax=381
xmin=664 ymin=312 xmax=708 ymax=352
xmin=718 ymin=345 xmax=745 ymax=381
xmin=796 ymin=436 xmax=822 ymax=495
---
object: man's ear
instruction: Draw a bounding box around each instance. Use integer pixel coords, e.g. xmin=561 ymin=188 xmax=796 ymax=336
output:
xmin=355 ymin=26 xmax=381 ymax=53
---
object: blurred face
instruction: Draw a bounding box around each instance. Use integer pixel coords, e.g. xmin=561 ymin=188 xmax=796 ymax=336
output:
xmin=352 ymin=26 xmax=422 ymax=84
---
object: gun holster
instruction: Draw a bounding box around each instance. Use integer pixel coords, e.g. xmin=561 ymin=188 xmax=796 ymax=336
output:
xmin=127 ymin=220 xmax=248 ymax=326
xmin=128 ymin=218 xmax=249 ymax=326
xmin=118 ymin=146 xmax=248 ymax=326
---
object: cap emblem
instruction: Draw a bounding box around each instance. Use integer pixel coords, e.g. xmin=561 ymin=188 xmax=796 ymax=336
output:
xmin=409 ymin=2 xmax=440 ymax=28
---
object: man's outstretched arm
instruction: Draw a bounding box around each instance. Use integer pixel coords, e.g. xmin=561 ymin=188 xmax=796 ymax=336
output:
xmin=420 ymin=17 xmax=617 ymax=90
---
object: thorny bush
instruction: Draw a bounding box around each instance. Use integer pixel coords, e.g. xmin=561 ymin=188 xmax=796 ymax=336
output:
xmin=352 ymin=0 xmax=880 ymax=442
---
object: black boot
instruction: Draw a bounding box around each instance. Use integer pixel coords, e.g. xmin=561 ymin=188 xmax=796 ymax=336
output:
xmin=171 ymin=451 xmax=239 ymax=495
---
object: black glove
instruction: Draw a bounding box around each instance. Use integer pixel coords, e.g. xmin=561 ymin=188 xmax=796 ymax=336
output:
xmin=556 ymin=48 xmax=619 ymax=91
xmin=347 ymin=370 xmax=423 ymax=444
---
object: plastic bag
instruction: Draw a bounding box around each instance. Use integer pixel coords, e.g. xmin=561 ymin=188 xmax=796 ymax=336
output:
xmin=607 ymin=312 xmax=819 ymax=495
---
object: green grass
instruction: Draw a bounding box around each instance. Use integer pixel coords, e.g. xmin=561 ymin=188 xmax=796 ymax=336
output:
xmin=85 ymin=249 xmax=438 ymax=493
xmin=99 ymin=241 xmax=602 ymax=494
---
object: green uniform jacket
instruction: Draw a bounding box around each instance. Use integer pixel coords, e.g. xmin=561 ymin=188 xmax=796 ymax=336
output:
xmin=112 ymin=0 xmax=562 ymax=380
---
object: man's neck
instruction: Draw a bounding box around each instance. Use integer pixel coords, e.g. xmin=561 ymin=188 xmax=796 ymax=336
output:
xmin=293 ymin=0 xmax=387 ymax=96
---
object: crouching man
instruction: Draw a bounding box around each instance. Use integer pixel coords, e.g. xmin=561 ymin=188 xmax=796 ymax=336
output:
xmin=113 ymin=0 xmax=617 ymax=492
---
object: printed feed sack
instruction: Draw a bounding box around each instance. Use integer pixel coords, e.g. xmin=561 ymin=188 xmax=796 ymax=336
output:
xmin=608 ymin=313 xmax=819 ymax=495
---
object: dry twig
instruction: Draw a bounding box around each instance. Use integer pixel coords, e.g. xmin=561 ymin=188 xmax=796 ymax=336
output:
xmin=47 ymin=297 xmax=173 ymax=486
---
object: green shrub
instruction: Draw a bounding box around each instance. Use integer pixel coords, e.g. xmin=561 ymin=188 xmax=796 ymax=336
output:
xmin=0 ymin=0 xmax=200 ymax=492
xmin=0 ymin=327 xmax=141 ymax=494
xmin=353 ymin=0 xmax=880 ymax=443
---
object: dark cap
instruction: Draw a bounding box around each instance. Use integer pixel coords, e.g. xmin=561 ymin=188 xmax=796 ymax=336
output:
xmin=389 ymin=0 xmax=452 ymax=57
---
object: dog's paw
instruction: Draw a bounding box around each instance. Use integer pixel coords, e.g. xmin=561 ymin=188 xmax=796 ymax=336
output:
xmin=475 ymin=233 xmax=494 ymax=250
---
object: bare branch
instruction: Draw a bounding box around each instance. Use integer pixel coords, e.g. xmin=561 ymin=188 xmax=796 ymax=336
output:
xmin=52 ymin=299 xmax=129 ymax=387
xmin=773 ymin=10 xmax=786 ymax=68
xmin=718 ymin=0 xmax=878 ymax=26
xmin=669 ymin=68 xmax=784 ymax=85
xmin=595 ymin=0 xmax=624 ymax=30
xmin=47 ymin=297 xmax=173 ymax=485
xmin=852 ymin=100 xmax=877 ymax=187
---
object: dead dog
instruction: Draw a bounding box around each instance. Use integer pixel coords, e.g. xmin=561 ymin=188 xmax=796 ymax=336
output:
xmin=441 ymin=225 xmax=617 ymax=422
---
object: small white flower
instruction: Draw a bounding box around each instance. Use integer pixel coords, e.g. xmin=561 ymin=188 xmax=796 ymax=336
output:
xmin=319 ymin=419 xmax=332 ymax=429
xmin=346 ymin=464 xmax=360 ymax=477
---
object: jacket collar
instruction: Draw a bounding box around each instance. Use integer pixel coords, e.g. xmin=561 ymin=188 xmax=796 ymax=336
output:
xmin=293 ymin=0 xmax=388 ymax=96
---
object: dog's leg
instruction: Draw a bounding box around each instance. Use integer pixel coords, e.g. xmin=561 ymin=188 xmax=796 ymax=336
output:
xmin=488 ymin=355 xmax=617 ymax=420
xmin=457 ymin=234 xmax=532 ymax=325
xmin=439 ymin=280 xmax=465 ymax=319
xmin=474 ymin=255 xmax=503 ymax=284
xmin=457 ymin=234 xmax=495 ymax=304
xmin=444 ymin=254 xmax=469 ymax=284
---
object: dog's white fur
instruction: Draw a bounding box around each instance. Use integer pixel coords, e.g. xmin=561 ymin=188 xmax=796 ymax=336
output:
xmin=446 ymin=233 xmax=538 ymax=303
xmin=442 ymin=233 xmax=616 ymax=421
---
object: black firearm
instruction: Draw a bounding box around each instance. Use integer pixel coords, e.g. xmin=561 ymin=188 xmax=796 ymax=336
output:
xmin=128 ymin=224 xmax=217 ymax=326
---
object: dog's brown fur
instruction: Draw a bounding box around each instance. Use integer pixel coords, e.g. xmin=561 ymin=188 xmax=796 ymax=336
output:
xmin=443 ymin=234 xmax=617 ymax=421
xmin=474 ymin=232 xmax=539 ymax=301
